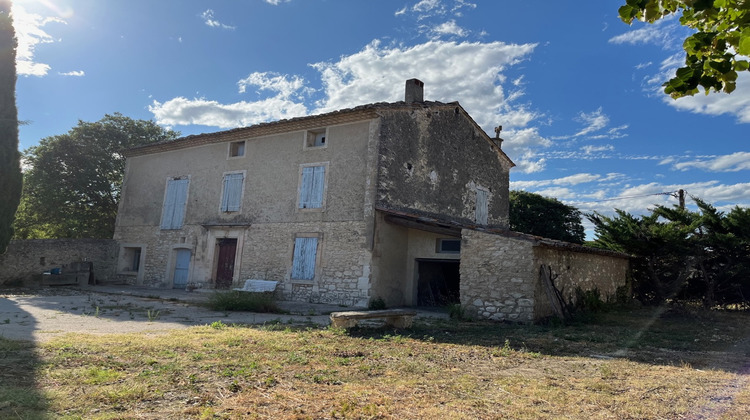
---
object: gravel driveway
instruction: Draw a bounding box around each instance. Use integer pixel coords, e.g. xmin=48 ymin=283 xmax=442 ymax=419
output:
xmin=0 ymin=286 xmax=338 ymax=343
xmin=0 ymin=286 xmax=449 ymax=343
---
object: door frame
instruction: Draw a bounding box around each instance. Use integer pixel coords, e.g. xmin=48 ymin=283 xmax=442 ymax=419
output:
xmin=166 ymin=245 xmax=194 ymax=289
xmin=206 ymin=228 xmax=245 ymax=289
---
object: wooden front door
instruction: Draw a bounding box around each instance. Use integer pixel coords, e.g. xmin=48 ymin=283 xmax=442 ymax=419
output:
xmin=215 ymin=238 xmax=237 ymax=289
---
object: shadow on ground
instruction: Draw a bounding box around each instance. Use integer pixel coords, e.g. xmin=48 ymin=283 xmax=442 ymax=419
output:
xmin=0 ymin=299 xmax=48 ymax=416
xmin=346 ymin=304 xmax=750 ymax=374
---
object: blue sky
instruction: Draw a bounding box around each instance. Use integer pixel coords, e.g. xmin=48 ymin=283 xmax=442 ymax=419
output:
xmin=12 ymin=0 xmax=750 ymax=237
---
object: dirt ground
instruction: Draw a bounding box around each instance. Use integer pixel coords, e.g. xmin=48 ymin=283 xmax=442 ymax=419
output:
xmin=0 ymin=286 xmax=448 ymax=343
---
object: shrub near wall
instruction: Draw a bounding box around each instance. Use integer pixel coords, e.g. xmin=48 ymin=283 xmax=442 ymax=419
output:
xmin=0 ymin=239 xmax=118 ymax=285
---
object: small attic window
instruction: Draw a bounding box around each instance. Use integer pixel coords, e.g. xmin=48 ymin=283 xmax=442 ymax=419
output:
xmin=305 ymin=128 xmax=327 ymax=149
xmin=229 ymin=141 xmax=245 ymax=158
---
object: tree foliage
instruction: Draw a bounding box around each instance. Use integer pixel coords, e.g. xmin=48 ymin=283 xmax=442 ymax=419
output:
xmin=509 ymin=190 xmax=586 ymax=244
xmin=619 ymin=0 xmax=750 ymax=98
xmin=589 ymin=199 xmax=750 ymax=306
xmin=0 ymin=0 xmax=23 ymax=253
xmin=14 ymin=114 xmax=179 ymax=239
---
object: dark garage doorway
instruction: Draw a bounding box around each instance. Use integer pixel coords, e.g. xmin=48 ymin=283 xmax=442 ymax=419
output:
xmin=417 ymin=259 xmax=460 ymax=306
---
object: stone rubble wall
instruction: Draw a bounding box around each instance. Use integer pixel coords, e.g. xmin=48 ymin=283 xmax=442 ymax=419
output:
xmin=459 ymin=229 xmax=629 ymax=322
xmin=241 ymin=221 xmax=371 ymax=307
xmin=115 ymin=221 xmax=372 ymax=307
xmin=459 ymin=229 xmax=536 ymax=322
xmin=0 ymin=239 xmax=118 ymax=285
xmin=113 ymin=225 xmax=203 ymax=287
xmin=533 ymin=247 xmax=629 ymax=319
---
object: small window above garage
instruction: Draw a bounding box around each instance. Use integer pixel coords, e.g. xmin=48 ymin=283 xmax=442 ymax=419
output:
xmin=436 ymin=238 xmax=461 ymax=254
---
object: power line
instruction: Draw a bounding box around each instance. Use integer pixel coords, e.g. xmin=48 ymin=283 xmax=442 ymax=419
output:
xmin=573 ymin=191 xmax=679 ymax=205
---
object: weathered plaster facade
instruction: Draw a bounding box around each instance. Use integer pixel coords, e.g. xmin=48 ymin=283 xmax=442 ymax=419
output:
xmin=376 ymin=106 xmax=511 ymax=228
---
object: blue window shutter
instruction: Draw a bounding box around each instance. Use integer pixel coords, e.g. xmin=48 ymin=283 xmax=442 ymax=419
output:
xmin=161 ymin=178 xmax=189 ymax=229
xmin=299 ymin=166 xmax=325 ymax=209
xmin=222 ymin=173 xmax=243 ymax=212
xmin=299 ymin=167 xmax=314 ymax=208
xmin=172 ymin=179 xmax=188 ymax=228
xmin=475 ymin=189 xmax=488 ymax=225
xmin=311 ymin=166 xmax=325 ymax=208
xmin=292 ymin=237 xmax=318 ymax=280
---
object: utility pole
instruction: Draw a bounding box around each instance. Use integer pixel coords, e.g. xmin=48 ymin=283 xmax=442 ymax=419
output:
xmin=679 ymin=189 xmax=685 ymax=210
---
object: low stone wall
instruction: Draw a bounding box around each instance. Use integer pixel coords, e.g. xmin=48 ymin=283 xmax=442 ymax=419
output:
xmin=459 ymin=229 xmax=629 ymax=322
xmin=0 ymin=239 xmax=118 ymax=285
xmin=533 ymin=246 xmax=629 ymax=319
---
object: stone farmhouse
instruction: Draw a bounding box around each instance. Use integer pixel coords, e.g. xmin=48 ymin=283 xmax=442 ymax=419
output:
xmin=113 ymin=79 xmax=628 ymax=322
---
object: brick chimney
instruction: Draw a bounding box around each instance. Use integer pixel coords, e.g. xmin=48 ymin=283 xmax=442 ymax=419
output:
xmin=405 ymin=78 xmax=424 ymax=103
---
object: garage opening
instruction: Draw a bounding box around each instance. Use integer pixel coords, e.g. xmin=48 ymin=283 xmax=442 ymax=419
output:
xmin=417 ymin=259 xmax=460 ymax=306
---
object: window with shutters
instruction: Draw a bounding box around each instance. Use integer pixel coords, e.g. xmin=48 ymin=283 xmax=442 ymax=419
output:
xmin=298 ymin=163 xmax=327 ymax=210
xmin=220 ymin=172 xmax=245 ymax=213
xmin=291 ymin=236 xmax=319 ymax=280
xmin=475 ymin=188 xmax=489 ymax=225
xmin=160 ymin=177 xmax=189 ymax=229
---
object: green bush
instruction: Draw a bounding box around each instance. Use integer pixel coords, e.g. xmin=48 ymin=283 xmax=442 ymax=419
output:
xmin=368 ymin=297 xmax=386 ymax=310
xmin=207 ymin=291 xmax=281 ymax=313
xmin=572 ymin=287 xmax=606 ymax=313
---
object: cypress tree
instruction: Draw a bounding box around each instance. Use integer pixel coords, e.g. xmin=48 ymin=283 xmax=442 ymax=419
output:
xmin=0 ymin=0 xmax=22 ymax=253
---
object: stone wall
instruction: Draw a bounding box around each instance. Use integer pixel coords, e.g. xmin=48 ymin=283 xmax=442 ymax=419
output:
xmin=0 ymin=239 xmax=118 ymax=285
xmin=459 ymin=229 xmax=536 ymax=322
xmin=241 ymin=221 xmax=372 ymax=307
xmin=533 ymin=246 xmax=629 ymax=319
xmin=115 ymin=221 xmax=372 ymax=306
xmin=459 ymin=229 xmax=629 ymax=322
xmin=376 ymin=107 xmax=512 ymax=229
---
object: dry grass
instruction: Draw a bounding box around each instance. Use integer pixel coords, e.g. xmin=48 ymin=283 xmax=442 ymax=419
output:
xmin=1 ymin=305 xmax=749 ymax=419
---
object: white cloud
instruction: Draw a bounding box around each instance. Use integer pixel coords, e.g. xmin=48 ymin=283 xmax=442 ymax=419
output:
xmin=574 ymin=107 xmax=609 ymax=137
xmin=672 ymin=152 xmax=750 ymax=172
xmin=58 ymin=70 xmax=84 ymax=77
xmin=429 ymin=20 xmax=468 ymax=38
xmin=582 ymin=144 xmax=614 ymax=154
xmin=608 ymin=17 xmax=682 ymax=50
xmin=551 ymin=108 xmax=628 ymax=141
xmin=264 ymin=0 xmax=290 ymax=5
xmin=663 ymin=72 xmax=750 ymax=123
xmin=201 ymin=9 xmax=235 ymax=30
xmin=413 ymin=0 xmax=442 ymax=13
xmin=237 ymin=71 xmax=311 ymax=97
xmin=635 ymin=61 xmax=652 ymax=70
xmin=11 ymin=4 xmax=66 ymax=77
xmin=150 ymin=39 xmax=548 ymax=170
xmin=511 ymin=173 xmax=603 ymax=190
xmin=398 ymin=0 xmax=474 ymax=19
xmin=149 ymin=96 xmax=308 ymax=129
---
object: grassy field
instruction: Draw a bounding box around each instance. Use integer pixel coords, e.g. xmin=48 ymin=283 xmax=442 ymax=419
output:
xmin=1 ymin=304 xmax=749 ymax=419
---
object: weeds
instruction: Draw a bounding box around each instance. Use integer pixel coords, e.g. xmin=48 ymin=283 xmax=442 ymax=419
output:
xmin=146 ymin=310 xmax=160 ymax=321
xmin=206 ymin=291 xmax=281 ymax=313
